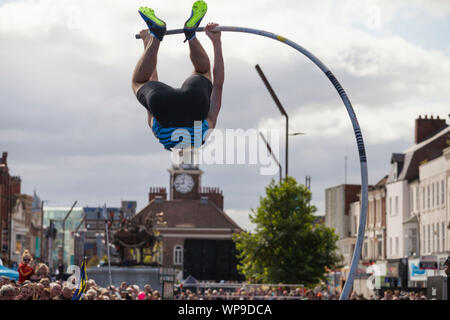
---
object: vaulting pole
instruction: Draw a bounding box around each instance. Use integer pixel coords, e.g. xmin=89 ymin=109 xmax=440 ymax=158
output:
xmin=136 ymin=26 xmax=368 ymax=300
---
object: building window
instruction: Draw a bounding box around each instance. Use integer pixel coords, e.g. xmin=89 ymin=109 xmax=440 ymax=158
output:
xmin=15 ymin=234 xmax=26 ymax=255
xmin=363 ymin=242 xmax=368 ymax=259
xmin=410 ymin=186 xmax=414 ymax=213
xmin=436 ymin=182 xmax=439 ymax=206
xmin=395 ymin=237 xmax=399 ymax=255
xmin=442 ymin=180 xmax=445 ymax=205
xmin=377 ymin=239 xmax=383 ymax=258
xmin=393 ymin=163 xmax=398 ymax=180
xmin=422 ymin=187 xmax=425 ymax=209
xmin=155 ymin=246 xmax=163 ymax=265
xmin=436 ymin=223 xmax=440 ymax=253
xmin=389 ymin=197 xmax=392 ymax=215
xmin=422 ymin=226 xmax=426 ymax=254
xmin=389 ymin=237 xmax=392 ymax=256
xmin=427 ymin=186 xmax=430 ymax=209
xmin=442 ymin=222 xmax=446 ymax=252
xmin=427 ymin=224 xmax=431 ymax=253
xmin=376 ymin=200 xmax=381 ymax=225
xmin=395 ymin=196 xmax=399 ymax=215
xmin=432 ymin=183 xmax=435 ymax=208
xmin=354 ymin=216 xmax=357 ymax=235
xmin=173 ymin=245 xmax=183 ymax=266
xmin=416 ymin=187 xmax=419 ymax=212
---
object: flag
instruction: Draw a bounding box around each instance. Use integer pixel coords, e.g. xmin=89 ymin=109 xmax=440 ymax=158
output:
xmin=72 ymin=258 xmax=88 ymax=300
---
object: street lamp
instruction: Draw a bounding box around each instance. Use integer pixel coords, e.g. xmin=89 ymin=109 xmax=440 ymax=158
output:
xmin=255 ymin=64 xmax=290 ymax=179
xmin=258 ymin=131 xmax=282 ymax=183
xmin=289 ymin=132 xmax=306 ymax=136
xmin=40 ymin=200 xmax=50 ymax=262
xmin=61 ymin=201 xmax=77 ymax=271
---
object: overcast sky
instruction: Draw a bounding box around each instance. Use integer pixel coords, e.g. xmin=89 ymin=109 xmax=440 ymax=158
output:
xmin=1 ymin=0 xmax=449 ymax=231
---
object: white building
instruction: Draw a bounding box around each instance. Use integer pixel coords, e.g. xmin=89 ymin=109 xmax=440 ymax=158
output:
xmin=418 ymin=146 xmax=449 ymax=258
xmin=385 ymin=116 xmax=448 ymax=286
xmin=386 ymin=153 xmax=410 ymax=260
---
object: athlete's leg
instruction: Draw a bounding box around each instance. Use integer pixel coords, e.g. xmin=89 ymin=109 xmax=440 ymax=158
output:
xmin=132 ymin=35 xmax=160 ymax=95
xmin=132 ymin=7 xmax=166 ymax=95
xmin=183 ymin=1 xmax=211 ymax=81
xmin=141 ymin=30 xmax=158 ymax=82
xmin=188 ymin=37 xmax=211 ymax=81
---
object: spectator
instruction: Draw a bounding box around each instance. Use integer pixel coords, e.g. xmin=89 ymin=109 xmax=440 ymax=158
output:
xmin=85 ymin=289 xmax=97 ymax=300
xmin=304 ymin=290 xmax=315 ymax=300
xmin=32 ymin=263 xmax=49 ymax=282
xmin=61 ymin=285 xmax=74 ymax=300
xmin=39 ymin=277 xmax=50 ymax=289
xmin=382 ymin=290 xmax=393 ymax=300
xmin=0 ymin=284 xmax=16 ymax=300
xmin=40 ymin=288 xmax=52 ymax=300
xmin=18 ymin=250 xmax=35 ymax=285
xmin=50 ymin=283 xmax=63 ymax=300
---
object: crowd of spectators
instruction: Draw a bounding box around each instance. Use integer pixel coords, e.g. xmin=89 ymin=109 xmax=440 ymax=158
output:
xmin=0 ymin=250 xmax=430 ymax=300
xmin=171 ymin=286 xmax=428 ymax=300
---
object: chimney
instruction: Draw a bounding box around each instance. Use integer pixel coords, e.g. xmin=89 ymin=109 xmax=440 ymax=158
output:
xmin=200 ymin=187 xmax=224 ymax=210
xmin=1 ymin=152 xmax=7 ymax=165
xmin=10 ymin=176 xmax=21 ymax=195
xmin=149 ymin=187 xmax=167 ymax=203
xmin=415 ymin=115 xmax=447 ymax=144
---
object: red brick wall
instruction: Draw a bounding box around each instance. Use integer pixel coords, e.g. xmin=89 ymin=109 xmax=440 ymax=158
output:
xmin=149 ymin=187 xmax=167 ymax=202
xmin=200 ymin=187 xmax=224 ymax=210
xmin=415 ymin=115 xmax=447 ymax=144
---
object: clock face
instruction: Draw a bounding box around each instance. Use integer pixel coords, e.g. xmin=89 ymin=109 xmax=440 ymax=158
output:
xmin=174 ymin=174 xmax=194 ymax=194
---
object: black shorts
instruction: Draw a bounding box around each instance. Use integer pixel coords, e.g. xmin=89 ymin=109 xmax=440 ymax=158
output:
xmin=137 ymin=74 xmax=213 ymax=127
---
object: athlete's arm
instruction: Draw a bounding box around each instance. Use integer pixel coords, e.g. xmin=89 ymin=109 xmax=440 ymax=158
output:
xmin=205 ymin=23 xmax=224 ymax=129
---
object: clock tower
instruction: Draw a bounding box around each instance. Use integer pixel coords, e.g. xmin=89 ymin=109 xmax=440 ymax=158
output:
xmin=168 ymin=162 xmax=203 ymax=200
xmin=136 ymin=150 xmax=243 ymax=282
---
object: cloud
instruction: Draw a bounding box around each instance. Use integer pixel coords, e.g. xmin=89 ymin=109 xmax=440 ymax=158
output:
xmin=1 ymin=0 xmax=449 ymax=223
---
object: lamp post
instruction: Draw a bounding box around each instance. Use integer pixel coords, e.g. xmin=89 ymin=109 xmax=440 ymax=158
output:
xmin=258 ymin=131 xmax=282 ymax=183
xmin=255 ymin=64 xmax=289 ymax=179
xmin=61 ymin=201 xmax=77 ymax=271
xmin=40 ymin=200 xmax=49 ymax=263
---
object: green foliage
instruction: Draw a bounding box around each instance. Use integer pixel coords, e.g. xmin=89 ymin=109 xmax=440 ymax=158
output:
xmin=233 ymin=177 xmax=340 ymax=286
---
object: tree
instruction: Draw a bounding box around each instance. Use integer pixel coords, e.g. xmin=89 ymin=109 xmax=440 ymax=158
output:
xmin=233 ymin=177 xmax=341 ymax=286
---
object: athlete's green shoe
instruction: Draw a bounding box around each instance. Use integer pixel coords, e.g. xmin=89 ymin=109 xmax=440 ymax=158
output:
xmin=139 ymin=7 xmax=166 ymax=41
xmin=183 ymin=0 xmax=208 ymax=42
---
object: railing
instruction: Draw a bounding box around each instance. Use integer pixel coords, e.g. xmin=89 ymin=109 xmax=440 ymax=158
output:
xmin=175 ymin=282 xmax=306 ymax=300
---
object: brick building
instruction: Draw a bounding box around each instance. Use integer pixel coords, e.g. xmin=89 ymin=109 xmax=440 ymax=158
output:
xmin=0 ymin=152 xmax=21 ymax=263
xmin=10 ymin=193 xmax=43 ymax=264
xmin=132 ymin=163 xmax=243 ymax=281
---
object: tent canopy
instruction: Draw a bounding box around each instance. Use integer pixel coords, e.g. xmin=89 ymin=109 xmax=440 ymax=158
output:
xmin=0 ymin=265 xmax=19 ymax=281
xmin=182 ymin=275 xmax=199 ymax=287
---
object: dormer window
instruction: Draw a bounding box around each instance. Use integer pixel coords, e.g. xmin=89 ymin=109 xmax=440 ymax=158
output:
xmin=393 ymin=162 xmax=398 ymax=181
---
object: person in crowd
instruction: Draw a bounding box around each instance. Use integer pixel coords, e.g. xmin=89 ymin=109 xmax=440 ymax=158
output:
xmin=17 ymin=250 xmax=35 ymax=285
xmin=0 ymin=284 xmax=16 ymax=300
xmin=31 ymin=263 xmax=49 ymax=282
xmin=382 ymin=289 xmax=393 ymax=300
xmin=61 ymin=285 xmax=74 ymax=300
xmin=85 ymin=289 xmax=97 ymax=300
xmin=40 ymin=288 xmax=52 ymax=300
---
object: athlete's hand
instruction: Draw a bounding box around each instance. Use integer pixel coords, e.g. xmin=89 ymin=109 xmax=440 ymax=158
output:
xmin=205 ymin=22 xmax=221 ymax=43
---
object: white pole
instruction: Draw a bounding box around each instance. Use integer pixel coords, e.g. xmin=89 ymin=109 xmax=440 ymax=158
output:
xmin=103 ymin=204 xmax=113 ymax=288
xmin=136 ymin=26 xmax=369 ymax=300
